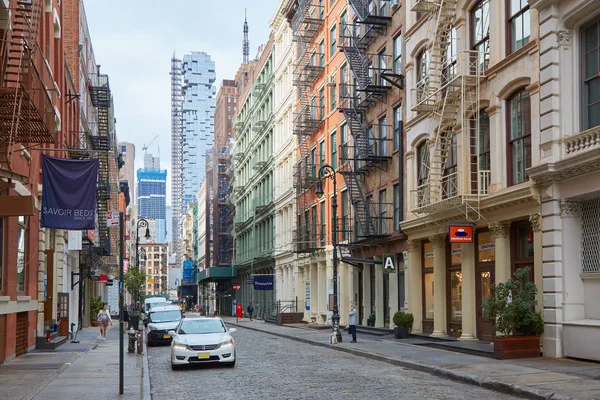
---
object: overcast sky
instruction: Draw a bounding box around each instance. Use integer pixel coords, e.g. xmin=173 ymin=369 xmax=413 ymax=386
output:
xmin=84 ymin=0 xmax=275 ymax=204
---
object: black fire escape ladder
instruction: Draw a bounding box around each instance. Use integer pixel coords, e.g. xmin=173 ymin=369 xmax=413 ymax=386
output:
xmin=339 ymin=166 xmax=377 ymax=238
xmin=88 ymin=72 xmax=111 ymax=256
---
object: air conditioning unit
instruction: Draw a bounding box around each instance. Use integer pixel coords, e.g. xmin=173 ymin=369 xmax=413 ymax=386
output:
xmin=326 ymin=75 xmax=336 ymax=87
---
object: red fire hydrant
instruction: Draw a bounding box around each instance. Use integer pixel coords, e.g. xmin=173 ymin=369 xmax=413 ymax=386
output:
xmin=236 ymin=303 xmax=243 ymax=319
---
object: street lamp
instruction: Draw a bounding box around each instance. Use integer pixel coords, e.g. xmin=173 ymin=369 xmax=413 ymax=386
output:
xmin=135 ymin=218 xmax=151 ymax=271
xmin=315 ymin=164 xmax=342 ymax=343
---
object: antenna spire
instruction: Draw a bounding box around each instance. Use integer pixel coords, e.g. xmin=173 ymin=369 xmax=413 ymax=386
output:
xmin=243 ymin=9 xmax=249 ymax=65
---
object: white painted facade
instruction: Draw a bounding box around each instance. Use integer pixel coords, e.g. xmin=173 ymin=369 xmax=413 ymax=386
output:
xmin=271 ymin=1 xmax=299 ymax=311
xmin=528 ymin=0 xmax=600 ymax=361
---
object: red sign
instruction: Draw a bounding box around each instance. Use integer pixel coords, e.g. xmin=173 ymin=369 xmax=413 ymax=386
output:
xmin=232 ymin=284 xmax=241 ymax=291
xmin=93 ymin=274 xmax=109 ymax=283
xmin=448 ymin=224 xmax=474 ymax=243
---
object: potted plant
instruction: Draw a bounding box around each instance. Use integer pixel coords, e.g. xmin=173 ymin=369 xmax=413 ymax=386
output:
xmin=393 ymin=311 xmax=414 ymax=339
xmin=90 ymin=296 xmax=103 ymax=327
xmin=483 ymin=267 xmax=544 ymax=360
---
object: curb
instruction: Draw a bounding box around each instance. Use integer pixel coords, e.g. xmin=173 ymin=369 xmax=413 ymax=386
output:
xmin=229 ymin=322 xmax=568 ymax=400
xmin=141 ymin=331 xmax=151 ymax=400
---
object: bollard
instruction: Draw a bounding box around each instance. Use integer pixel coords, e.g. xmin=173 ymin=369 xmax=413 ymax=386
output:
xmin=127 ymin=329 xmax=136 ymax=353
xmin=136 ymin=329 xmax=143 ymax=355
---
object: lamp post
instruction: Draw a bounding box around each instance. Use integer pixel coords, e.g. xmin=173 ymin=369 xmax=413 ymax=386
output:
xmin=135 ymin=218 xmax=151 ymax=271
xmin=315 ymin=164 xmax=342 ymax=343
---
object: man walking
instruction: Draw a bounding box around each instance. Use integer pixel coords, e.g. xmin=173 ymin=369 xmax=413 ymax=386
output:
xmin=247 ymin=303 xmax=254 ymax=321
xmin=348 ymin=305 xmax=358 ymax=343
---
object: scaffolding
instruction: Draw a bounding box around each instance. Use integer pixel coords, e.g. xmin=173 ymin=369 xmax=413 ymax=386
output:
xmin=336 ymin=0 xmax=397 ymax=240
xmin=0 ymin=0 xmax=58 ymax=179
xmin=410 ymin=0 xmax=489 ymax=222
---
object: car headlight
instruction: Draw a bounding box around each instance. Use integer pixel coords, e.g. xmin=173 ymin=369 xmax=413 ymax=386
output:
xmin=172 ymin=341 xmax=189 ymax=351
xmin=219 ymin=339 xmax=233 ymax=347
xmin=148 ymin=325 xmax=157 ymax=331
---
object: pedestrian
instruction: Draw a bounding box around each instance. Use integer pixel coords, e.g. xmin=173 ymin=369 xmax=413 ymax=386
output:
xmin=348 ymin=305 xmax=358 ymax=343
xmin=97 ymin=303 xmax=112 ymax=341
xmin=247 ymin=303 xmax=254 ymax=321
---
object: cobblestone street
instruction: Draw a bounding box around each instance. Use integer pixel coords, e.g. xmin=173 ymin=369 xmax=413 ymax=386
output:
xmin=148 ymin=325 xmax=519 ymax=400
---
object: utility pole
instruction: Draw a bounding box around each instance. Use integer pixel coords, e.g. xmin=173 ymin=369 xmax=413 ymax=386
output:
xmin=119 ymin=211 xmax=124 ymax=394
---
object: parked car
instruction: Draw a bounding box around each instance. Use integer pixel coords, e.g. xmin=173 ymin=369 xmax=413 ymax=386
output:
xmin=146 ymin=305 xmax=183 ymax=346
xmin=169 ymin=317 xmax=236 ymax=369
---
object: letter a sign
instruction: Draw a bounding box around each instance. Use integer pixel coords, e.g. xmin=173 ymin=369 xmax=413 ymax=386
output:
xmin=383 ymin=253 xmax=396 ymax=273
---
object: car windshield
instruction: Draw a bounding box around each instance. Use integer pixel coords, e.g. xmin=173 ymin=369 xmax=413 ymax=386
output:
xmin=149 ymin=310 xmax=181 ymax=323
xmin=178 ymin=319 xmax=226 ymax=334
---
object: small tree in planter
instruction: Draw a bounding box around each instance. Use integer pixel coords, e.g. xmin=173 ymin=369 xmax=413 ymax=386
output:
xmin=393 ymin=311 xmax=414 ymax=339
xmin=483 ymin=266 xmax=544 ymax=359
xmin=90 ymin=296 xmax=103 ymax=326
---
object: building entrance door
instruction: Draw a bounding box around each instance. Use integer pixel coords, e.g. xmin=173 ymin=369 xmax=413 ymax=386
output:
xmin=476 ymin=265 xmax=494 ymax=342
xmin=16 ymin=312 xmax=28 ymax=357
xmin=58 ymin=293 xmax=69 ymax=337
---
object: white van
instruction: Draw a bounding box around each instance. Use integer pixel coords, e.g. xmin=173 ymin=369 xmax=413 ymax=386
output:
xmin=144 ymin=297 xmax=167 ymax=314
xmin=146 ymin=304 xmax=183 ymax=346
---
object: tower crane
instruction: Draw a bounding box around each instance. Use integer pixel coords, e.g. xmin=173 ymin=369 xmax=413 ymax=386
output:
xmin=142 ymin=135 xmax=159 ymax=154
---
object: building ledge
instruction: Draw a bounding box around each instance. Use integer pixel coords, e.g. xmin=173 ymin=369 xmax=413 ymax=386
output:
xmin=529 ymin=147 xmax=600 ymax=184
xmin=581 ymin=272 xmax=600 ymax=280
xmin=0 ymin=296 xmax=9 ymax=303
xmin=563 ymin=319 xmax=600 ymax=327
xmin=17 ymin=296 xmax=31 ymax=302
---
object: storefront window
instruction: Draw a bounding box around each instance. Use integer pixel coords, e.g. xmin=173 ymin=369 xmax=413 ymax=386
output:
xmin=423 ymin=242 xmax=434 ymax=268
xmin=478 ymin=231 xmax=495 ymax=262
xmin=450 ymin=271 xmax=462 ymax=321
xmin=16 ymin=216 xmax=27 ymax=293
xmin=449 ymin=243 xmax=462 ymax=322
xmin=511 ymin=221 xmax=534 ymax=281
xmin=424 ymin=272 xmax=434 ymax=319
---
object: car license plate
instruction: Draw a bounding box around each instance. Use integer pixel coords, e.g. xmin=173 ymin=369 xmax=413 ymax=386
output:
xmin=163 ymin=334 xmax=170 ymax=339
xmin=198 ymin=352 xmax=210 ymax=359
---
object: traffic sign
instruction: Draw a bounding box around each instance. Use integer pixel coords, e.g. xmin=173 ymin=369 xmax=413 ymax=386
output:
xmin=232 ymin=284 xmax=241 ymax=291
xmin=106 ymin=211 xmax=120 ymax=227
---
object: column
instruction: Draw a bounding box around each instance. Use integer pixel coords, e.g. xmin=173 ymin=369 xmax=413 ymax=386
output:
xmin=430 ymin=234 xmax=447 ymax=337
xmin=389 ymin=255 xmax=399 ymax=326
xmin=362 ymin=264 xmax=371 ymax=326
xmin=374 ymin=258 xmax=384 ymax=328
xmin=339 ymin=262 xmax=349 ymax=326
xmin=275 ymin=266 xmax=282 ymax=302
xmin=37 ymin=227 xmax=47 ymax=334
xmin=318 ymin=261 xmax=327 ymax=320
xmin=560 ymin=200 xmax=584 ymax=319
xmin=459 ymin=242 xmax=476 ymax=340
xmin=406 ymin=240 xmax=422 ymax=333
xmin=348 ymin=263 xmax=356 ymax=308
xmin=488 ymin=221 xmax=511 ymax=284
xmin=310 ymin=263 xmax=318 ymax=321
xmin=530 ymin=213 xmax=543 ymax=313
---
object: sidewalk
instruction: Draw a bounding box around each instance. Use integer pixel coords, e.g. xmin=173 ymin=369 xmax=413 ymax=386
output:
xmin=0 ymin=324 xmax=147 ymax=400
xmin=223 ymin=318 xmax=600 ymax=400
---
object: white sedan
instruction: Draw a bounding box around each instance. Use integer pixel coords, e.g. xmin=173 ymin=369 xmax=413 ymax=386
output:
xmin=169 ymin=317 xmax=237 ymax=369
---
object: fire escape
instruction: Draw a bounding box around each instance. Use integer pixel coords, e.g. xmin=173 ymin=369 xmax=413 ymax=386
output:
xmin=410 ymin=0 xmax=489 ymax=221
xmin=291 ymin=0 xmax=324 ymax=253
xmin=0 ymin=0 xmax=58 ymax=181
xmin=216 ymin=146 xmax=234 ymax=266
xmin=338 ymin=0 xmax=402 ymax=239
xmin=88 ymin=70 xmax=111 ymax=257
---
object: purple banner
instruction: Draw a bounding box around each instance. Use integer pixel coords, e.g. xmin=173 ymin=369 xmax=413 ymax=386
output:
xmin=41 ymin=155 xmax=99 ymax=229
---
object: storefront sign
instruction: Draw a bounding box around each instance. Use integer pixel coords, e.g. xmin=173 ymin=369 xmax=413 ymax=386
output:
xmin=305 ymin=281 xmax=310 ymax=311
xmin=253 ymin=275 xmax=274 ymax=290
xmin=41 ymin=155 xmax=99 ymax=229
xmin=383 ymin=253 xmax=397 ymax=273
xmin=448 ymin=224 xmax=474 ymax=243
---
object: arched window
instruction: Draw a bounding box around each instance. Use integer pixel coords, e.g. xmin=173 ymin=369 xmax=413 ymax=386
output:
xmin=416 ymin=49 xmax=429 ymax=84
xmin=507 ymin=89 xmax=531 ymax=186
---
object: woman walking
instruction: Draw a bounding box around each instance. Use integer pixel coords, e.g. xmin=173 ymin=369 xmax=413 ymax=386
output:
xmin=97 ymin=303 xmax=112 ymax=341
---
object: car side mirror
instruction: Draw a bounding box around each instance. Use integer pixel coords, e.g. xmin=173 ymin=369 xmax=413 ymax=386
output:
xmin=168 ymin=330 xmax=176 ymax=337
xmin=228 ymin=328 xmax=237 ymax=333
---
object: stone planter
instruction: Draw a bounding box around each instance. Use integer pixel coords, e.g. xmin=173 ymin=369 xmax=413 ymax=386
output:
xmin=394 ymin=327 xmax=410 ymax=339
xmin=494 ymin=336 xmax=540 ymax=360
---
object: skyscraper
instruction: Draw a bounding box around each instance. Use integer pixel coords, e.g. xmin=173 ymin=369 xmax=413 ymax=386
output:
xmin=137 ymin=153 xmax=167 ymax=243
xmin=171 ymin=51 xmax=216 ymax=266
xmin=181 ymin=52 xmax=216 ymax=206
